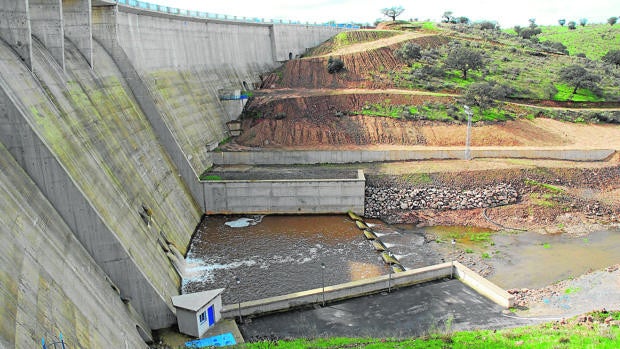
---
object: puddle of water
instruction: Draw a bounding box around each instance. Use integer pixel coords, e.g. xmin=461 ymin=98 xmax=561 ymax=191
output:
xmin=488 ymin=229 xmax=620 ymax=289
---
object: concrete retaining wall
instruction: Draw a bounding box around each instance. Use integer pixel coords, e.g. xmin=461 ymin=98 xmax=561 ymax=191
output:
xmin=203 ymin=170 xmax=365 ymax=214
xmin=454 ymin=262 xmax=514 ymax=308
xmin=211 ymin=148 xmax=617 ymax=165
xmin=220 ymin=262 xmax=514 ymax=319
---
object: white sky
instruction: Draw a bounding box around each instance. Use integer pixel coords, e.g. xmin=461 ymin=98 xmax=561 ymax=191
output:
xmin=148 ymin=0 xmax=618 ymax=28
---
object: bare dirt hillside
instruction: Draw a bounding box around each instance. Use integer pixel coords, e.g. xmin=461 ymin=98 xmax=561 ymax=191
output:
xmin=239 ymin=28 xmax=619 ymax=151
xmin=234 ymin=89 xmax=620 ymax=149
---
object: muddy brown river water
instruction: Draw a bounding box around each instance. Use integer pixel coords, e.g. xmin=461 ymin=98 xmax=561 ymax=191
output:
xmin=183 ymin=214 xmax=620 ymax=304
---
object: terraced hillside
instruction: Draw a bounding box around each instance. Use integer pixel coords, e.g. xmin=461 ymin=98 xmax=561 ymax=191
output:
xmin=232 ymin=23 xmax=620 ymax=150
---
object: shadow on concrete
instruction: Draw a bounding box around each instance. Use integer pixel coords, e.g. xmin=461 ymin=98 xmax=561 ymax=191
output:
xmin=239 ymin=278 xmax=528 ymax=341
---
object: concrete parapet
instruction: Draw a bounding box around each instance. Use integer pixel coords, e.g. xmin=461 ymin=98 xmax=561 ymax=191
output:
xmin=221 ymin=263 xmax=454 ymax=319
xmin=220 ymin=262 xmax=514 ymax=319
xmin=203 ymin=170 xmax=365 ymax=214
xmin=454 ymin=261 xmax=515 ymax=308
xmin=212 ymin=148 xmax=616 ymax=165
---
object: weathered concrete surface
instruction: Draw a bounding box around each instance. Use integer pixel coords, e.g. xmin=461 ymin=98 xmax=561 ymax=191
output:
xmin=203 ymin=170 xmax=365 ymax=214
xmin=455 ymin=262 xmax=514 ymax=308
xmin=0 ymin=0 xmax=347 ymax=341
xmin=29 ymin=0 xmax=65 ymax=70
xmin=0 ymin=0 xmax=32 ymax=68
xmin=211 ymin=148 xmax=617 ymax=165
xmin=239 ymin=279 xmax=520 ymax=340
xmin=221 ymin=262 xmax=513 ymax=319
xmin=0 ymin=141 xmax=148 ymax=349
xmin=110 ymin=7 xmax=342 ymax=173
xmin=0 ymin=34 xmax=201 ymax=329
xmin=62 ymin=0 xmax=93 ymax=67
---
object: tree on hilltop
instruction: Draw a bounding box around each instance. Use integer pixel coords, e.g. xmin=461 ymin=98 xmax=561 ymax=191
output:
xmin=567 ymin=21 xmax=577 ymax=30
xmin=579 ymin=18 xmax=588 ymax=26
xmin=558 ymin=19 xmax=566 ymax=26
xmin=559 ymin=65 xmax=601 ymax=95
xmin=381 ymin=6 xmax=405 ymax=21
xmin=608 ymin=17 xmax=618 ymax=26
xmin=442 ymin=11 xmax=453 ymax=23
xmin=445 ymin=46 xmax=485 ymax=80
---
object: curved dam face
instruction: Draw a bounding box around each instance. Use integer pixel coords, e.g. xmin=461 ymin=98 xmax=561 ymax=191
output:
xmin=0 ymin=1 xmax=342 ymax=347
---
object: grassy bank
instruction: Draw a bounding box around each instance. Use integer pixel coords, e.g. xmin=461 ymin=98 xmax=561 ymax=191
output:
xmin=238 ymin=311 xmax=620 ymax=348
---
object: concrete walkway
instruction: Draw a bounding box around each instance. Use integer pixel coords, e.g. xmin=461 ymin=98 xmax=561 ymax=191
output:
xmin=238 ymin=278 xmax=528 ymax=340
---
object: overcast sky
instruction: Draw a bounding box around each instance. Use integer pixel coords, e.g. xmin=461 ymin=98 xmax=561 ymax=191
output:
xmin=148 ymin=0 xmax=618 ymax=28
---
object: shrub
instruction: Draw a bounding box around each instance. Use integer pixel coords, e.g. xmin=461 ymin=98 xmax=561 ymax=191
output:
xmin=602 ymin=50 xmax=620 ymax=66
xmin=519 ymin=27 xmax=541 ymax=39
xmin=327 ymin=56 xmax=345 ymax=74
xmin=540 ymin=41 xmax=568 ymax=54
xmin=463 ymin=81 xmax=513 ymax=110
xmin=395 ymin=42 xmax=422 ymax=62
xmin=477 ymin=21 xmax=498 ymax=30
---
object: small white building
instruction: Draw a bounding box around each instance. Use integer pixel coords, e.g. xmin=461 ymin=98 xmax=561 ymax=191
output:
xmin=172 ymin=289 xmax=225 ymax=338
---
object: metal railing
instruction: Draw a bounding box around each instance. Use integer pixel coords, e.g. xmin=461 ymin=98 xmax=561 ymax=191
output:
xmin=115 ymin=0 xmax=360 ymax=28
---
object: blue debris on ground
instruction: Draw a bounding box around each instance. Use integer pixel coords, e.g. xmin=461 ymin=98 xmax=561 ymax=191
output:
xmin=185 ymin=332 xmax=236 ymax=348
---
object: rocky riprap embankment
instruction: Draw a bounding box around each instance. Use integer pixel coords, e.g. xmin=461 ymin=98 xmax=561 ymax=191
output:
xmin=365 ymin=183 xmax=519 ymax=219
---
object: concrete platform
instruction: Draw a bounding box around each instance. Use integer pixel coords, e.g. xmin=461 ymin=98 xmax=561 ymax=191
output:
xmin=238 ymin=278 xmax=525 ymax=340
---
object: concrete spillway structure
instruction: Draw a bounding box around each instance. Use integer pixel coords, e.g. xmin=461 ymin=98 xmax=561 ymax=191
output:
xmin=0 ymin=0 xmax=344 ymax=347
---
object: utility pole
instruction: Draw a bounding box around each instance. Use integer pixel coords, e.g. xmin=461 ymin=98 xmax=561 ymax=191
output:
xmin=464 ymin=105 xmax=473 ymax=160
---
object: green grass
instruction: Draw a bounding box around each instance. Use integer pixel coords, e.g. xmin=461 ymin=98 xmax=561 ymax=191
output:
xmin=553 ymin=83 xmax=603 ymax=102
xmin=401 ymin=173 xmax=433 ymax=185
xmin=238 ymin=311 xmax=620 ymax=348
xmin=524 ymin=179 xmax=564 ymax=194
xmin=538 ymin=24 xmax=620 ymax=60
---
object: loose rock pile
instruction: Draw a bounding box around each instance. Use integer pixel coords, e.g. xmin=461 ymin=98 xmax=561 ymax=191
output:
xmin=365 ymin=183 xmax=519 ymax=218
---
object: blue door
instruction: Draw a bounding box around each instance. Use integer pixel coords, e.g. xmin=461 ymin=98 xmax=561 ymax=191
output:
xmin=207 ymin=305 xmax=215 ymax=326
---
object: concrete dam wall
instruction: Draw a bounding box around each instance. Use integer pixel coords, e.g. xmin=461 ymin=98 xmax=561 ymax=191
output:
xmin=0 ymin=0 xmax=343 ymax=347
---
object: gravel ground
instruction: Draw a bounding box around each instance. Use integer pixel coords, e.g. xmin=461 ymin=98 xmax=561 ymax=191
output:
xmin=512 ymin=265 xmax=620 ymax=319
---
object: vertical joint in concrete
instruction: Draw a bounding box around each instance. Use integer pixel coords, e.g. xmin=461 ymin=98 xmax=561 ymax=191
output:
xmin=0 ymin=0 xmax=32 ymax=69
xmin=63 ymin=0 xmax=93 ymax=67
xmin=29 ymin=0 xmax=65 ymax=71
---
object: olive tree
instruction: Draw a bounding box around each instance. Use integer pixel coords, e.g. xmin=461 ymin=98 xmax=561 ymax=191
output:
xmin=445 ymin=46 xmax=485 ymax=80
xmin=559 ymin=65 xmax=601 ymax=95
xmin=463 ymin=81 xmax=513 ymax=111
xmin=381 ymin=6 xmax=405 ymax=21
xmin=395 ymin=42 xmax=422 ymax=62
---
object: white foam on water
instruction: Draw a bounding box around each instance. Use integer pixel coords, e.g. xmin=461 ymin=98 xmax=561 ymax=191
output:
xmin=182 ymin=257 xmax=257 ymax=286
xmin=224 ymin=217 xmax=256 ymax=228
